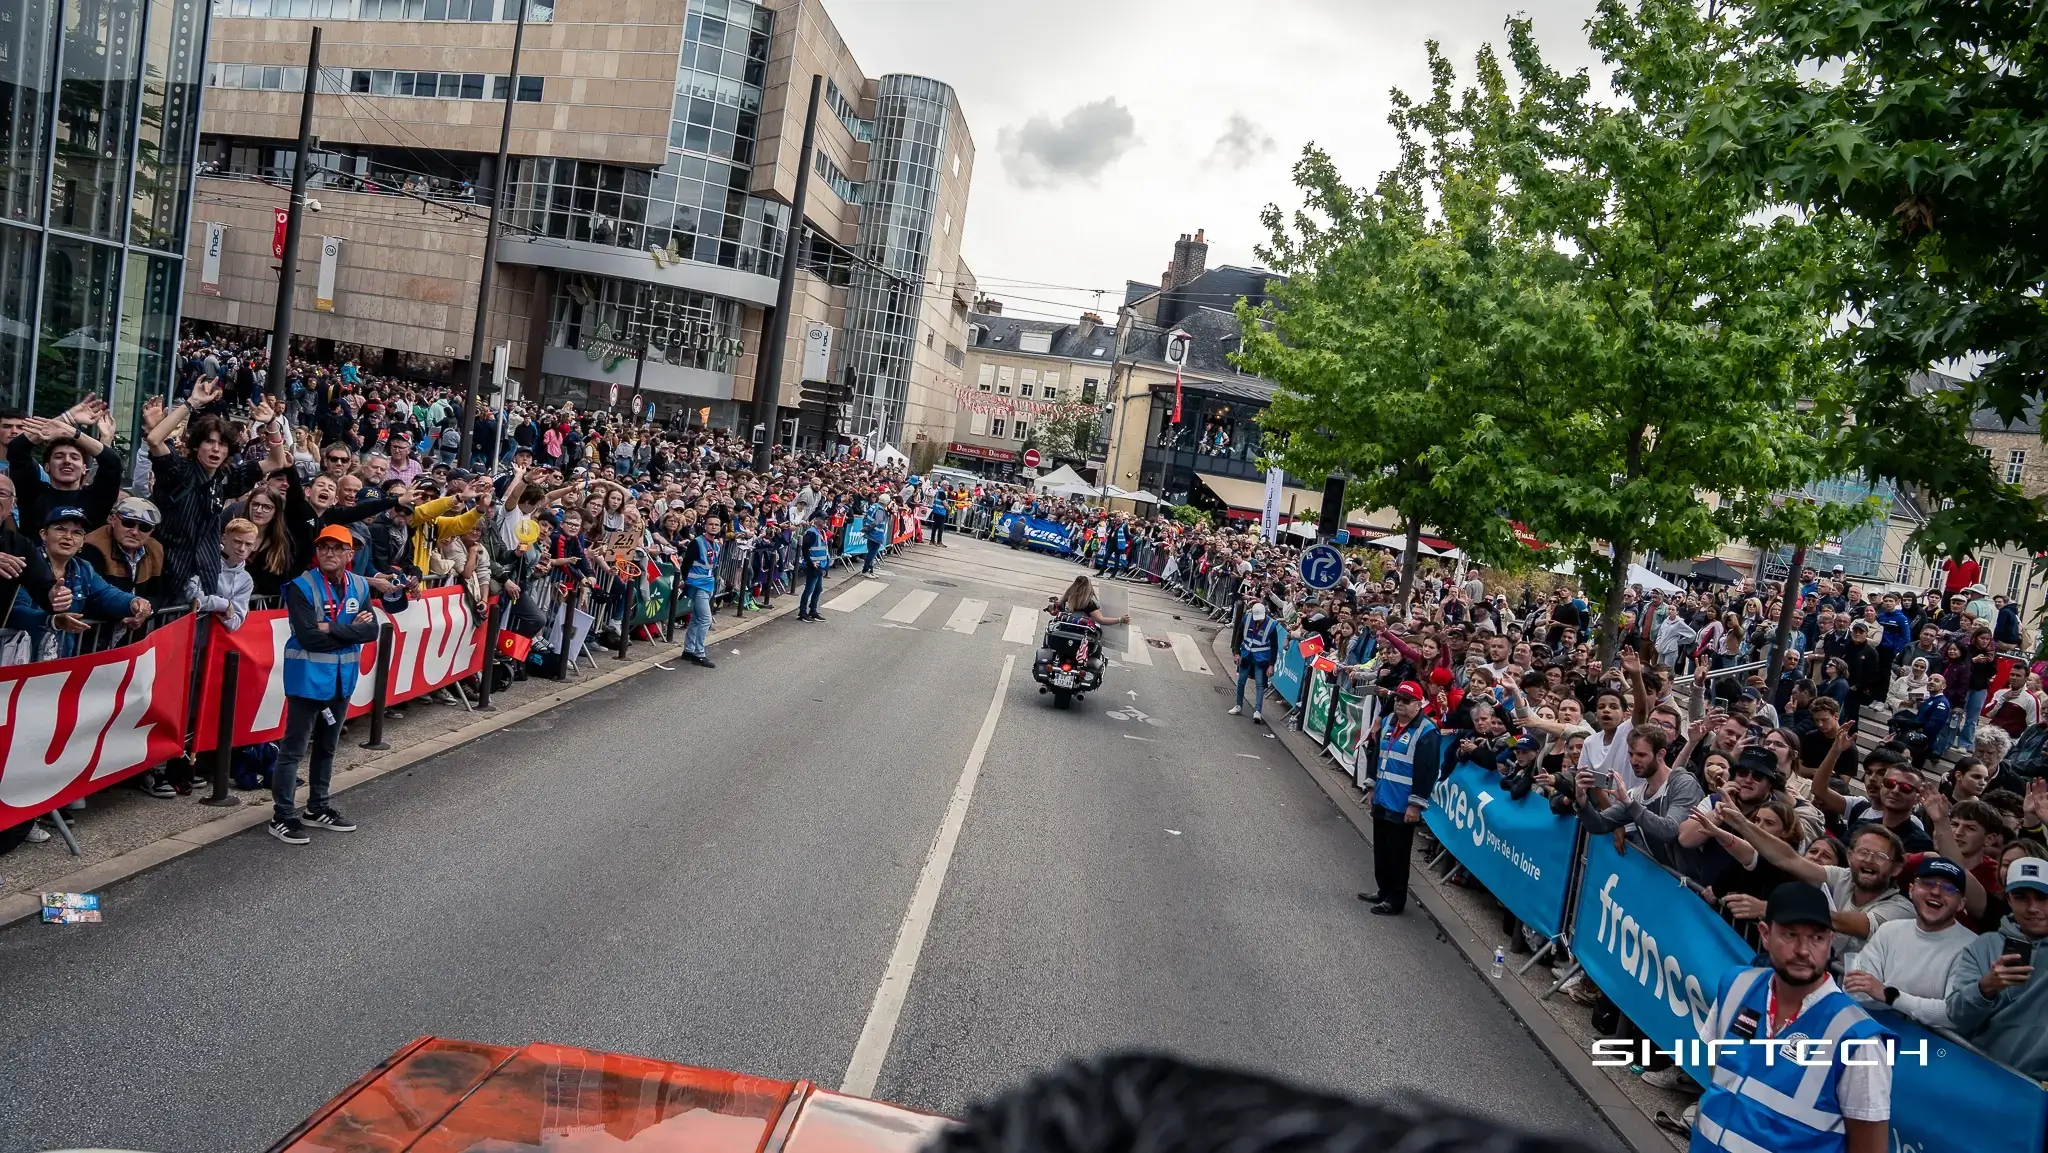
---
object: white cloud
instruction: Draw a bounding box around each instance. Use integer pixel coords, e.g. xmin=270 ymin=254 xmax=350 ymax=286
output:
xmin=997 ymin=98 xmax=1139 ymax=189
xmin=1210 ymin=114 xmax=1278 ymax=170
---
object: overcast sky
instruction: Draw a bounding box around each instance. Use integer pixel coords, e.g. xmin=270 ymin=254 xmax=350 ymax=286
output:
xmin=830 ymin=0 xmax=1606 ymax=324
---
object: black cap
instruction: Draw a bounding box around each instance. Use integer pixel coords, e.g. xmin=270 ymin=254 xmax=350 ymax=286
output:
xmin=1765 ymin=882 xmax=1833 ymax=928
xmin=1733 ymin=746 xmax=1784 ymax=781
xmin=1915 ymin=856 xmax=1967 ymax=886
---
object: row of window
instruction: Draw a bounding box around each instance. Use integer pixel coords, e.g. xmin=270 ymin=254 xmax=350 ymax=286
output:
xmin=508 ymin=154 xmax=788 ymax=278
xmin=813 ymin=151 xmax=864 ymax=205
xmin=975 ymin=363 xmax=1068 ymax=402
xmin=208 ymin=64 xmax=542 ymax=102
xmin=212 ymin=0 xmax=550 ymax=20
xmin=825 ymin=79 xmax=875 ymax=143
xmin=968 ymin=413 xmax=1032 ymax=442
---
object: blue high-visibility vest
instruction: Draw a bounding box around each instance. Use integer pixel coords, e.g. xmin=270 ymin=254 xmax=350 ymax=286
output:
xmin=804 ymin=526 xmax=831 ymax=569
xmin=686 ymin=536 xmax=720 ymax=593
xmin=1693 ymin=967 xmax=1893 ymax=1153
xmin=282 ymin=569 xmax=370 ymax=701
xmin=1373 ymin=715 xmax=1437 ymax=813
xmin=1241 ymin=616 xmax=1280 ymax=662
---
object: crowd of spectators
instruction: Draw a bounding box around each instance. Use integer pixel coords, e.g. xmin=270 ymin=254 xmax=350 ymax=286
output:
xmin=0 ymin=334 xmax=934 ymax=845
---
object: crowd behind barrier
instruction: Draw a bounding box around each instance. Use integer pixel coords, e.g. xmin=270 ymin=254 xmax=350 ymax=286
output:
xmin=0 ymin=332 xmax=938 ymax=853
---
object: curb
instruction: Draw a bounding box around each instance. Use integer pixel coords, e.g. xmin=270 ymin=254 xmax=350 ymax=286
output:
xmin=1205 ymin=631 xmax=1666 ymax=1153
xmin=0 ymin=561 xmax=879 ymax=932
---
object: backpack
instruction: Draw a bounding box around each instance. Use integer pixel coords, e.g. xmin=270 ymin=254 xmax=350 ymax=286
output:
xmin=232 ymin=742 xmax=280 ymax=790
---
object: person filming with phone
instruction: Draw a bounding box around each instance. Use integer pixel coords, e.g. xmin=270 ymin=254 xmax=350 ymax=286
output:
xmin=1945 ymin=855 xmax=2048 ymax=1079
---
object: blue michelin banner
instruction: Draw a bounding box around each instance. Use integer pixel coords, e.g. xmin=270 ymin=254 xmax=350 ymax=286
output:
xmin=1572 ymin=835 xmax=2048 ymax=1153
xmin=841 ymin=517 xmax=868 ymax=557
xmin=1422 ymin=764 xmax=1578 ymax=938
xmin=1270 ymin=639 xmax=1309 ymax=705
xmin=995 ymin=514 xmax=1073 ymax=554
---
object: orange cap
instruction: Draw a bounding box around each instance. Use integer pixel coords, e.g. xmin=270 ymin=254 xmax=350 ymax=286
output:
xmin=314 ymin=525 xmax=356 ymax=548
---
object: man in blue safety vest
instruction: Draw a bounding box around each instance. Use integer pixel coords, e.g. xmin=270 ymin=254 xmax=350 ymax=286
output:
xmin=862 ymin=495 xmax=891 ymax=575
xmin=1693 ymin=882 xmax=1894 ymax=1153
xmin=797 ymin=509 xmax=832 ymax=622
xmin=270 ymin=524 xmax=380 ymax=845
xmin=1358 ymin=680 xmax=1440 ymax=916
xmin=679 ymin=512 xmax=722 ymax=668
xmin=1230 ymin=601 xmax=1282 ymax=724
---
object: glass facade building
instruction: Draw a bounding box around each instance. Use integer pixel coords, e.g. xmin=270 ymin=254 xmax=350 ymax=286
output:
xmin=843 ymin=74 xmax=954 ymax=446
xmin=1 ymin=0 xmax=209 ymax=425
xmin=505 ymin=0 xmax=789 ymax=279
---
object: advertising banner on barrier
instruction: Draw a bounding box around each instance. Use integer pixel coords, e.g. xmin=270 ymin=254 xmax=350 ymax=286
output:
xmin=1423 ymin=763 xmax=1579 ymax=938
xmin=1304 ymin=670 xmax=1334 ymax=743
xmin=1271 ymin=639 xmax=1308 ymax=706
xmin=193 ymin=588 xmax=487 ymax=752
xmin=0 ymin=618 xmax=196 ymax=827
xmin=1574 ymin=836 xmax=2048 ymax=1153
xmin=841 ymin=517 xmax=869 ymax=557
xmin=1328 ymin=688 xmax=1362 ymax=774
xmin=993 ymin=514 xmax=1075 ymax=554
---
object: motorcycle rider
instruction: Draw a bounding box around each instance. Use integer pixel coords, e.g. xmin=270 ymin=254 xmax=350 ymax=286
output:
xmin=1044 ymin=574 xmax=1131 ymax=629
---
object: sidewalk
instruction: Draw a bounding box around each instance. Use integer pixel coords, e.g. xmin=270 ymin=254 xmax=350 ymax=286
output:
xmin=1206 ymin=631 xmax=1685 ymax=1153
xmin=0 ymin=563 xmax=871 ymax=929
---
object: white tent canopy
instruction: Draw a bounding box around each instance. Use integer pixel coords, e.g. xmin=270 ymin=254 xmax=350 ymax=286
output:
xmin=1032 ymin=464 xmax=1087 ymax=492
xmin=1122 ymin=490 xmax=1162 ymax=504
xmin=1629 ymin=563 xmax=1681 ymax=594
xmin=1046 ymin=482 xmax=1102 ymax=499
xmin=872 ymin=442 xmax=910 ymax=468
xmin=1364 ymin=534 xmax=1442 ymax=558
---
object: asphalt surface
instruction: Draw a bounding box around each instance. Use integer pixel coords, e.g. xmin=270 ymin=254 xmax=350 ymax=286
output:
xmin=0 ymin=536 xmax=1619 ymax=1153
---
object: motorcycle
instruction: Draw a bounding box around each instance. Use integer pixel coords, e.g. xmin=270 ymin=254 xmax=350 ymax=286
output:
xmin=1033 ymin=613 xmax=1106 ymax=709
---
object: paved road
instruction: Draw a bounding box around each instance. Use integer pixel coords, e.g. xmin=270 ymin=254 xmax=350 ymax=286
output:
xmin=0 ymin=536 xmax=1619 ymax=1153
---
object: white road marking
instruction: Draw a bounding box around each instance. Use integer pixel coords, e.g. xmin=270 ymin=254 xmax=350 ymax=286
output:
xmin=884 ymin=589 xmax=937 ymax=623
xmin=1124 ymin=626 xmax=1154 ymax=666
xmin=824 ymin=581 xmax=889 ymax=613
xmin=1123 ymin=734 xmax=1155 ymax=742
xmin=841 ymin=655 xmax=1015 ymax=1097
xmin=944 ymin=598 xmax=988 ymax=635
xmin=1166 ymin=632 xmax=1211 ymax=675
xmin=1002 ymin=606 xmax=1037 ymax=644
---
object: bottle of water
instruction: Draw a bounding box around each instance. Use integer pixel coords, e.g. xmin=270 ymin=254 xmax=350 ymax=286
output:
xmin=1491 ymin=946 xmax=1506 ymax=979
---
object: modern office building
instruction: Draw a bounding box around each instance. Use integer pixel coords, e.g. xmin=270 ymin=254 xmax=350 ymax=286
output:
xmin=182 ymin=0 xmax=976 ymax=446
xmin=2 ymin=0 xmax=213 ymax=425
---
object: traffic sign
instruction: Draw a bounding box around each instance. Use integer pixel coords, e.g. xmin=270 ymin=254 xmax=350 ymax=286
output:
xmin=1299 ymin=543 xmax=1344 ymax=590
xmin=631 ymin=393 xmax=643 ymax=413
xmin=1022 ymin=448 xmax=1041 ymax=468
xmin=608 ymin=383 xmax=619 ymax=408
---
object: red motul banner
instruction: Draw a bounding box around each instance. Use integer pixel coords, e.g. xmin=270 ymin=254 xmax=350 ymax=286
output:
xmin=193 ymin=587 xmax=488 ymax=753
xmin=0 ymin=617 xmax=196 ymax=828
xmin=271 ymin=207 xmax=289 ymax=259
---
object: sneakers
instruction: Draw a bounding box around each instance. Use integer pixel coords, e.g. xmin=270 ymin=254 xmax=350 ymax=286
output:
xmin=1252 ymin=710 xmax=1264 ymax=725
xmin=141 ymin=774 xmax=176 ymax=799
xmin=269 ymin=818 xmax=311 ymax=845
xmin=304 ymin=808 xmax=357 ymax=832
xmin=687 ymin=652 xmax=717 ymax=668
xmin=1228 ymin=705 xmax=1243 ymax=716
xmin=25 ymin=821 xmax=50 ymax=843
xmin=1641 ymin=1065 xmax=1698 ymax=1092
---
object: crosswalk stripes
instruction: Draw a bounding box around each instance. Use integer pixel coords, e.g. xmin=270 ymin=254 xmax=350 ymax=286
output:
xmin=1166 ymin=632 xmax=1212 ymax=675
xmin=944 ymin=598 xmax=988 ymax=635
xmin=1123 ymin=625 xmax=1154 ymax=666
xmin=1002 ymin=606 xmax=1037 ymax=644
xmin=823 ymin=580 xmax=890 ymax=613
xmin=884 ymin=589 xmax=938 ymax=624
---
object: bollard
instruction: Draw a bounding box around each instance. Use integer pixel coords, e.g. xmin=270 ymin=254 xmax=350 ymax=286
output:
xmin=664 ymin=595 xmax=678 ymax=644
xmin=616 ymin=612 xmax=631 ymax=661
xmin=478 ymin=601 xmax=501 ymax=711
xmin=200 ymin=651 xmax=243 ymax=807
xmin=360 ymin=621 xmax=395 ymax=750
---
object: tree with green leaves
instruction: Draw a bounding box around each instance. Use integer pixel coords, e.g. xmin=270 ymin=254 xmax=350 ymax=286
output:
xmin=1027 ymin=404 xmax=1100 ymax=466
xmin=1698 ymin=0 xmax=2048 ymax=558
xmin=1238 ymin=44 xmax=1531 ymax=608
xmin=1440 ymin=0 xmax=1872 ymax=658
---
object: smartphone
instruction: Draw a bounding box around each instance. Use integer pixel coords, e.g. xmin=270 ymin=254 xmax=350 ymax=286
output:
xmin=2002 ymin=935 xmax=2032 ymax=963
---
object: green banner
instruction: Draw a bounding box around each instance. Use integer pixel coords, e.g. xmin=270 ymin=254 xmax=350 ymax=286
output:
xmin=1305 ymin=670 xmax=1334 ymax=744
xmin=629 ymin=560 xmax=677 ymax=628
xmin=1329 ymin=688 xmax=1363 ymax=767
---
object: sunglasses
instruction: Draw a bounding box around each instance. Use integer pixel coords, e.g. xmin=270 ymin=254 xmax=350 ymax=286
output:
xmin=117 ymin=517 xmax=155 ymax=533
xmin=326 ymin=455 xmax=352 ymax=464
xmin=1730 ymin=766 xmax=1776 ymax=781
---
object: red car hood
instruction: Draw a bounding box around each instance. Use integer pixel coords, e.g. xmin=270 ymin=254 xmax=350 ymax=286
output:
xmin=269 ymin=1037 xmax=952 ymax=1153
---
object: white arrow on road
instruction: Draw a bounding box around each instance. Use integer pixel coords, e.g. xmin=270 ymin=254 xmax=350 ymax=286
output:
xmin=1127 ymin=690 xmax=1138 ymax=699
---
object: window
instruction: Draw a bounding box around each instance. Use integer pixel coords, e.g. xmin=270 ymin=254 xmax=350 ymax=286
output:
xmin=824 ymin=78 xmax=874 ymax=142
xmin=944 ymin=342 xmax=964 ymax=368
xmin=996 ymin=366 xmax=1012 ymax=395
xmin=952 ymin=152 xmax=960 ymax=177
xmin=2008 ymin=448 xmax=2028 ymax=484
xmin=970 ymin=411 xmax=987 ymax=435
xmin=1019 ymin=331 xmax=1052 ymax=354
xmin=989 ymin=417 xmax=1006 ymax=439
xmin=2010 ymin=560 xmax=2027 ymax=599
xmin=1082 ymin=377 xmax=1099 ymax=403
xmin=812 ymin=151 xmax=865 ymax=204
xmin=943 ymin=211 xmax=951 ymax=236
xmin=977 ymin=363 xmax=995 ymax=391
xmin=1042 ymin=382 xmax=1058 ymax=402
xmin=1019 ymin=368 xmax=1036 ymax=398
xmin=1014 ymin=421 xmax=1030 ymax=442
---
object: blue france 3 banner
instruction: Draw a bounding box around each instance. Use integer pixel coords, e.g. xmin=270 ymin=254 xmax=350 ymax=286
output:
xmin=1422 ymin=764 xmax=1577 ymax=938
xmin=1570 ymin=834 xmax=2048 ymax=1153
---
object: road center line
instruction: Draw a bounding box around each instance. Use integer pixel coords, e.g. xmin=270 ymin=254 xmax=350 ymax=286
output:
xmin=840 ymin=654 xmax=1015 ymax=1097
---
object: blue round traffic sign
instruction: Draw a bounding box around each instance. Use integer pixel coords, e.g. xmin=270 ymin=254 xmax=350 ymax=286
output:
xmin=1299 ymin=543 xmax=1344 ymax=589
